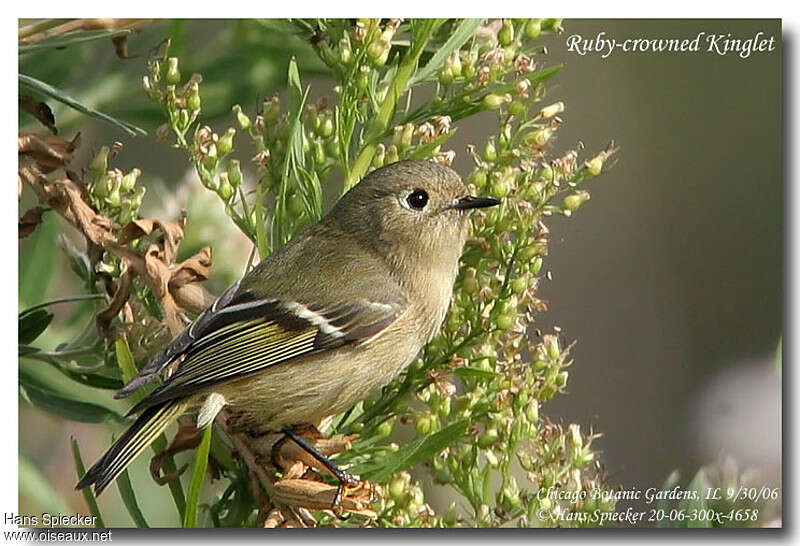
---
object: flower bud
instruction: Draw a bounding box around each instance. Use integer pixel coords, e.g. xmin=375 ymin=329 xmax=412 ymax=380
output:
xmin=545 ymin=335 xmax=560 ymax=360
xmin=490 ymin=177 xmax=510 ymax=199
xmin=356 ymin=66 xmax=370 ymax=92
xmin=166 ymin=57 xmax=181 ymax=85
xmin=120 ymin=168 xmax=141 ymax=193
xmin=449 ymin=50 xmax=462 ymax=77
xmin=386 ymin=144 xmax=399 ymax=164
xmin=186 ymin=82 xmax=201 ymax=111
xmin=92 ymin=173 xmax=112 ymax=198
xmin=263 ymin=96 xmax=280 ymax=122
xmin=202 ymin=142 xmax=218 ymax=170
xmin=531 ymin=256 xmax=543 ymax=275
xmin=538 ymin=101 xmax=564 ymax=119
xmin=306 ymin=105 xmax=320 ymax=131
xmin=339 ymin=37 xmax=353 ymax=65
xmin=376 ymin=419 xmax=394 ymax=437
xmin=483 ymin=93 xmax=507 ymax=110
xmin=496 ymin=313 xmax=515 ymax=331
xmin=527 ymin=128 xmax=553 ymax=147
xmin=319 ymin=117 xmax=334 ymax=138
xmin=438 ymin=63 xmax=454 ymax=85
xmin=462 ymin=267 xmax=479 ymax=295
xmin=526 ymin=400 xmax=539 ymax=424
xmin=525 ymin=19 xmax=542 ymax=39
xmin=400 ymin=123 xmax=414 ymax=150
xmin=217 ymin=172 xmax=233 ymax=201
xmin=478 ymin=427 xmax=499 ymax=448
xmin=89 ymin=146 xmax=109 ymax=180
xmin=415 ymin=414 xmax=435 ymax=435
xmin=511 ymin=275 xmax=528 ymax=294
xmin=217 ymin=128 xmax=235 ymax=155
xmin=226 ymin=159 xmax=243 ymax=188
xmin=509 ymin=100 xmax=526 ymax=116
xmin=585 ymin=154 xmax=605 ymax=177
xmin=388 ymin=475 xmax=406 ymax=500
xmin=543 ymin=19 xmax=564 ymax=33
xmin=314 ymin=139 xmax=326 ymax=165
xmin=568 ymin=424 xmax=583 ymax=450
xmin=563 ymin=190 xmax=590 ymax=212
xmin=232 ymin=105 xmax=251 ymax=132
xmin=372 ymin=143 xmax=386 ymax=168
xmin=498 ymin=19 xmax=514 ymax=47
xmin=484 ymin=139 xmax=497 ymax=162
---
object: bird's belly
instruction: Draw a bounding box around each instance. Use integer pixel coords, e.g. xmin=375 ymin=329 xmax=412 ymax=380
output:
xmin=215 ymin=331 xmax=420 ymax=434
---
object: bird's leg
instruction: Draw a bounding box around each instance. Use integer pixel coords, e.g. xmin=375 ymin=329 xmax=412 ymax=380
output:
xmin=281 ymin=427 xmax=360 ymax=515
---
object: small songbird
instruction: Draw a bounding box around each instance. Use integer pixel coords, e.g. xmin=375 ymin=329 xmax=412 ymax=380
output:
xmin=77 ymin=159 xmax=499 ymax=496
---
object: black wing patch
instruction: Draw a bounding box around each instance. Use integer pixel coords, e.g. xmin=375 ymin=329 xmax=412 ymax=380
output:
xmin=122 ymin=296 xmax=401 ymax=414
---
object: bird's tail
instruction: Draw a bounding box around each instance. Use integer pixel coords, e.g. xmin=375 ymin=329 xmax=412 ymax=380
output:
xmin=76 ymin=399 xmax=187 ymax=495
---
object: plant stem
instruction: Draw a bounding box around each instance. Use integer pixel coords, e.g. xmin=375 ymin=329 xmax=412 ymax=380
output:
xmin=18 ymin=19 xmax=74 ymax=40
xmin=342 ymin=20 xmax=440 ymax=191
xmin=19 ymin=294 xmax=104 ymax=317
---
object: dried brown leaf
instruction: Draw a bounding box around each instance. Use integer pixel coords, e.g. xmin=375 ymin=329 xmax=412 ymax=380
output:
xmin=95 ymin=269 xmax=133 ymax=336
xmin=117 ymin=218 xmax=157 ymax=245
xmin=19 ymin=206 xmax=47 ymax=238
xmin=272 ymin=479 xmax=376 ymax=518
xmin=19 ymin=132 xmax=80 ymax=173
xmin=20 ymin=96 xmax=57 ymax=134
xmin=170 ymin=246 xmax=212 ymax=289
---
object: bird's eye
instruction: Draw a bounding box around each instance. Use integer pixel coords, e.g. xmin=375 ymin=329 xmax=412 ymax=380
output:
xmin=406 ymin=189 xmax=429 ymax=210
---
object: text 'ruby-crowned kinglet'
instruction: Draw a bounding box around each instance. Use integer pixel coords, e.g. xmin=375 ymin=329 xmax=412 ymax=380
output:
xmin=77 ymin=159 xmax=499 ymax=496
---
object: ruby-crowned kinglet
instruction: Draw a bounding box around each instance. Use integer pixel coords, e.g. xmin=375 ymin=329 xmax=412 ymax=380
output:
xmin=77 ymin=160 xmax=499 ymax=495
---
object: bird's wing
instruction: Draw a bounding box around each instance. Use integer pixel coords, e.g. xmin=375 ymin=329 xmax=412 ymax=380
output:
xmin=122 ymin=292 xmax=403 ymax=414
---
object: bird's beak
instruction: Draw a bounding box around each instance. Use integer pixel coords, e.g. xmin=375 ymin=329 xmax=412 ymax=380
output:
xmin=450 ymin=195 xmax=501 ymax=210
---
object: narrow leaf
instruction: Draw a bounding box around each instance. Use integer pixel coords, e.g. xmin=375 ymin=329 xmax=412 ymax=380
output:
xmin=183 ymin=425 xmax=213 ymax=528
xmin=117 ymin=470 xmax=150 ymax=528
xmin=656 ymin=470 xmax=680 ymax=528
xmin=19 ymin=74 xmax=147 ymax=137
xmin=19 ymin=369 xmax=125 ymax=424
xmin=686 ymin=469 xmax=711 ymax=528
xmin=454 ymin=366 xmax=500 ymax=380
xmin=18 ymin=309 xmax=53 ymax=344
xmin=409 ymin=19 xmax=483 ymax=85
xmin=114 ymin=338 xmax=186 ymax=520
xmin=352 ymin=420 xmax=468 ymax=483
xmin=19 ymin=211 xmax=57 ymax=306
xmin=71 ymin=437 xmax=106 ymax=528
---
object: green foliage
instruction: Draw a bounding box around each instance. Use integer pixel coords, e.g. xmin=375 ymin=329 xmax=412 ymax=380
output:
xmin=20 ymin=18 xmax=763 ymax=529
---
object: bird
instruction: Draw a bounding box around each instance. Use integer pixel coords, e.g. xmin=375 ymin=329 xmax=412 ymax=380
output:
xmin=76 ymin=159 xmax=500 ymax=499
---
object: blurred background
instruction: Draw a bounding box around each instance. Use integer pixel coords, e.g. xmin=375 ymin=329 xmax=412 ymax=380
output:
xmin=18 ymin=19 xmax=781 ymax=524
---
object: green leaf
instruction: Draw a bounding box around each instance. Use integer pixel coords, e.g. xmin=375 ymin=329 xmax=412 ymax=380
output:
xmin=117 ymin=469 xmax=150 ymax=528
xmin=19 ymin=212 xmax=58 ymax=307
xmin=115 ymin=338 xmax=139 ymax=384
xmin=18 ymin=309 xmax=53 ymax=344
xmin=183 ymin=425 xmax=213 ymax=528
xmin=19 ymin=367 xmax=125 ymax=424
xmin=114 ymin=338 xmax=186 ymax=521
xmin=454 ymin=366 xmax=500 ymax=380
xmin=19 ymin=74 xmax=147 ymax=136
xmin=685 ymin=469 xmax=711 ymax=528
xmin=656 ymin=470 xmax=680 ymax=528
xmin=351 ymin=420 xmax=468 ymax=483
xmin=19 ymin=452 xmax=71 ymax=515
xmin=408 ymin=19 xmax=483 ymax=85
xmin=71 ymin=437 xmax=106 ymax=528
xmin=404 ymin=130 xmax=457 ymax=160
